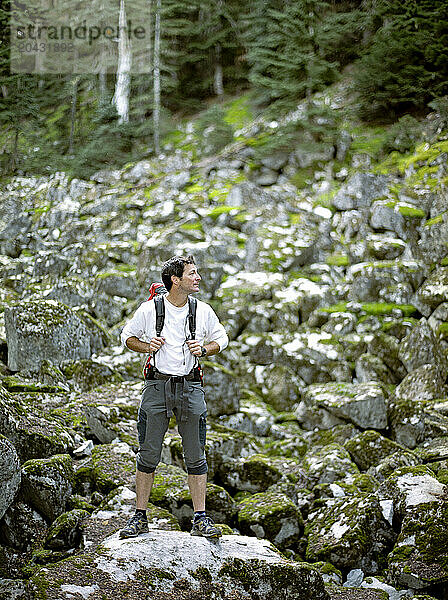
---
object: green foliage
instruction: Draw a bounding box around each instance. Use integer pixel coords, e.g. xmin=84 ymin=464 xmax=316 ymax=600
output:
xmin=254 ymin=101 xmax=340 ymax=164
xmin=244 ymin=0 xmax=338 ymax=110
xmin=381 ymin=115 xmax=424 ymax=154
xmin=355 ymin=0 xmax=448 ymax=121
xmin=70 ymin=102 xmax=137 ymax=179
xmin=194 ymin=105 xmax=234 ymax=156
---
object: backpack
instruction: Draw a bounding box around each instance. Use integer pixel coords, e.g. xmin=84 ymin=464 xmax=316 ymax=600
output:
xmin=142 ymin=284 xmax=198 ymax=379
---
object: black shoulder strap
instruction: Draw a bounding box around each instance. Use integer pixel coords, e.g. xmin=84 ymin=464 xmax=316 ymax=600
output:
xmin=188 ymin=296 xmax=197 ymax=340
xmin=154 ymin=295 xmax=165 ymax=336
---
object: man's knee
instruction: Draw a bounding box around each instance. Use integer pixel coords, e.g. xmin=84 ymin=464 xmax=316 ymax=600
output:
xmin=185 ymin=460 xmax=208 ymax=475
xmin=136 ymin=462 xmax=157 ymax=474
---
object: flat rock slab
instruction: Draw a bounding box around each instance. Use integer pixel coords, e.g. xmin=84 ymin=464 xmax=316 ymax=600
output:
xmin=302 ymin=382 xmax=388 ymax=430
xmin=29 ymin=530 xmax=329 ymax=600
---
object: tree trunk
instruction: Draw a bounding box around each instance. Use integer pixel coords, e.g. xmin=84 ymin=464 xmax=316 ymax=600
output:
xmin=153 ymin=0 xmax=161 ymax=155
xmin=112 ymin=0 xmax=132 ymax=123
xmin=214 ymin=43 xmax=224 ymax=97
xmin=69 ymin=77 xmax=79 ymax=154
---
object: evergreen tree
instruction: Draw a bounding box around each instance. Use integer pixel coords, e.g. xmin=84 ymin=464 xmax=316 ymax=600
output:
xmin=244 ymin=0 xmax=337 ymax=110
xmin=354 ymin=0 xmax=448 ymax=120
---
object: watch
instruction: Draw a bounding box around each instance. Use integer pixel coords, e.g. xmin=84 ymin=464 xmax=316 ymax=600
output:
xmin=200 ymin=346 xmax=207 ymax=357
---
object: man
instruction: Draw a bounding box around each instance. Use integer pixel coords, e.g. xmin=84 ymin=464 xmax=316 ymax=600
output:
xmin=119 ymin=255 xmax=228 ymax=539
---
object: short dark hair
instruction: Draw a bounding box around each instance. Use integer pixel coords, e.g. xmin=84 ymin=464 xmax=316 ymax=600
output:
xmin=161 ymin=255 xmax=196 ymax=291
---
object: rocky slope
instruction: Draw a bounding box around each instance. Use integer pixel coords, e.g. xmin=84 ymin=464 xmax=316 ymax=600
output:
xmin=1 ymin=91 xmax=448 ymax=600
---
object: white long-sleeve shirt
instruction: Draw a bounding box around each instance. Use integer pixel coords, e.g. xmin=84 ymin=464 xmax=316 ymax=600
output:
xmin=121 ymin=296 xmax=229 ymax=376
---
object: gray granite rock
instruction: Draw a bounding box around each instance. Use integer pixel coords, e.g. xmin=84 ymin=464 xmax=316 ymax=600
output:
xmin=202 ymin=361 xmax=240 ymax=417
xmin=0 ymin=501 xmax=48 ymax=550
xmin=29 ymin=529 xmax=330 ymax=599
xmin=4 ymin=300 xmax=91 ymax=372
xmin=399 ymin=318 xmax=448 ymax=376
xmin=305 ymin=494 xmax=395 ymax=574
xmin=332 ymin=173 xmax=389 ymax=211
xmin=300 ymin=382 xmax=388 ymax=430
xmin=0 ymin=434 xmax=21 ymax=520
xmin=21 ymin=454 xmax=74 ymax=522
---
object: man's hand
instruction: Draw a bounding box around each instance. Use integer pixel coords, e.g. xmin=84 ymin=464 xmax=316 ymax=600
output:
xmin=149 ymin=336 xmax=165 ymax=354
xmin=186 ymin=339 xmax=203 ymax=357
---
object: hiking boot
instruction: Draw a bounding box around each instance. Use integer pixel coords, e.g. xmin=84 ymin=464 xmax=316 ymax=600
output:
xmin=119 ymin=513 xmax=149 ymax=539
xmin=190 ymin=515 xmax=222 ymax=539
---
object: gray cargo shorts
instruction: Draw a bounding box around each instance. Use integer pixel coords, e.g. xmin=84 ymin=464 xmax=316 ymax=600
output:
xmin=136 ymin=378 xmax=207 ymax=475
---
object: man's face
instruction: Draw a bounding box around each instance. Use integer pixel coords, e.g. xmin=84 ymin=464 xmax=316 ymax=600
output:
xmin=177 ymin=263 xmax=201 ymax=294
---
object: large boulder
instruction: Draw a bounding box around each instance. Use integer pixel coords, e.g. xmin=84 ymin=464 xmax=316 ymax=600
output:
xmin=388 ymin=395 xmax=448 ymax=450
xmin=4 ymin=300 xmax=92 ymax=372
xmin=28 ymin=530 xmax=330 ymax=600
xmin=377 ymin=465 xmax=446 ymax=522
xmin=237 ymin=491 xmax=303 ymax=550
xmin=161 ymin=425 xmax=262 ymax=481
xmin=298 ymin=382 xmax=388 ymax=431
xmin=344 ymin=431 xmax=408 ymax=472
xmin=75 ymin=442 xmax=136 ymax=495
xmin=0 ymin=435 xmax=21 ymax=521
xmin=381 ymin=468 xmax=448 ymax=591
xmin=219 ymin=454 xmax=307 ymax=494
xmin=305 ymin=494 xmax=395 ymax=574
xmin=0 ymin=501 xmax=48 ymax=551
xmin=21 ymin=454 xmax=74 ymax=522
xmin=302 ymin=443 xmax=360 ymax=486
xmin=332 ymin=173 xmax=389 ymax=211
xmin=346 ymin=261 xmax=425 ymax=303
xmin=387 ymin=501 xmax=448 ymax=591
xmin=415 ymin=266 xmax=448 ymax=311
xmin=44 ymin=509 xmax=90 ymax=550
xmin=202 ymin=361 xmax=240 ymax=416
xmin=399 ymin=318 xmax=448 ymax=376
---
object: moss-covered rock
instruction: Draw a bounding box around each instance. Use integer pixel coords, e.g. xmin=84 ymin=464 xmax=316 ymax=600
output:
xmin=388 ymin=384 xmax=448 ymax=450
xmin=218 ymin=392 xmax=276 ymax=437
xmin=202 ymin=360 xmax=240 ymax=416
xmin=303 ymin=424 xmax=359 ymax=450
xmin=344 ymin=430 xmax=408 ymax=472
xmin=312 ymin=473 xmax=379 ymax=503
xmin=0 ymin=579 xmax=28 ymax=600
xmin=76 ymin=442 xmax=136 ymax=495
xmin=355 ymin=353 xmax=396 ymax=384
xmin=346 ymin=260 xmax=425 ymax=304
xmin=367 ymin=450 xmax=420 ymax=483
xmin=377 ymin=465 xmax=446 ymax=522
xmin=0 ymin=387 xmax=75 ymax=461
xmin=61 ymin=359 xmax=122 ymax=392
xmin=237 ymin=491 xmax=303 ymax=550
xmin=395 ymin=364 xmax=447 ymax=404
xmin=302 ymin=443 xmax=360 ymax=486
xmin=399 ymin=318 xmax=448 ymax=376
xmin=0 ymin=434 xmax=21 ymax=520
xmin=220 ymin=453 xmax=307 ymax=494
xmin=325 ymin=582 xmax=389 ymax=599
xmin=416 ymin=266 xmax=448 ymax=310
xmin=366 ymin=332 xmax=407 ymax=383
xmin=299 ymin=382 xmax=388 ymax=430
xmin=44 ymin=509 xmax=90 ymax=550
xmin=21 ymin=454 xmax=74 ymax=521
xmin=161 ymin=423 xmax=262 ymax=481
xmin=387 ymin=500 xmax=448 ymax=590
xmin=4 ymin=300 xmax=92 ymax=372
xmin=28 ymin=529 xmax=330 ymax=599
xmin=305 ymin=494 xmax=395 ymax=574
xmin=259 ymin=364 xmax=302 ymax=412
xmin=332 ymin=173 xmax=389 ymax=211
xmin=311 ymin=562 xmax=343 ymax=585
xmin=0 ymin=500 xmax=47 ymax=551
